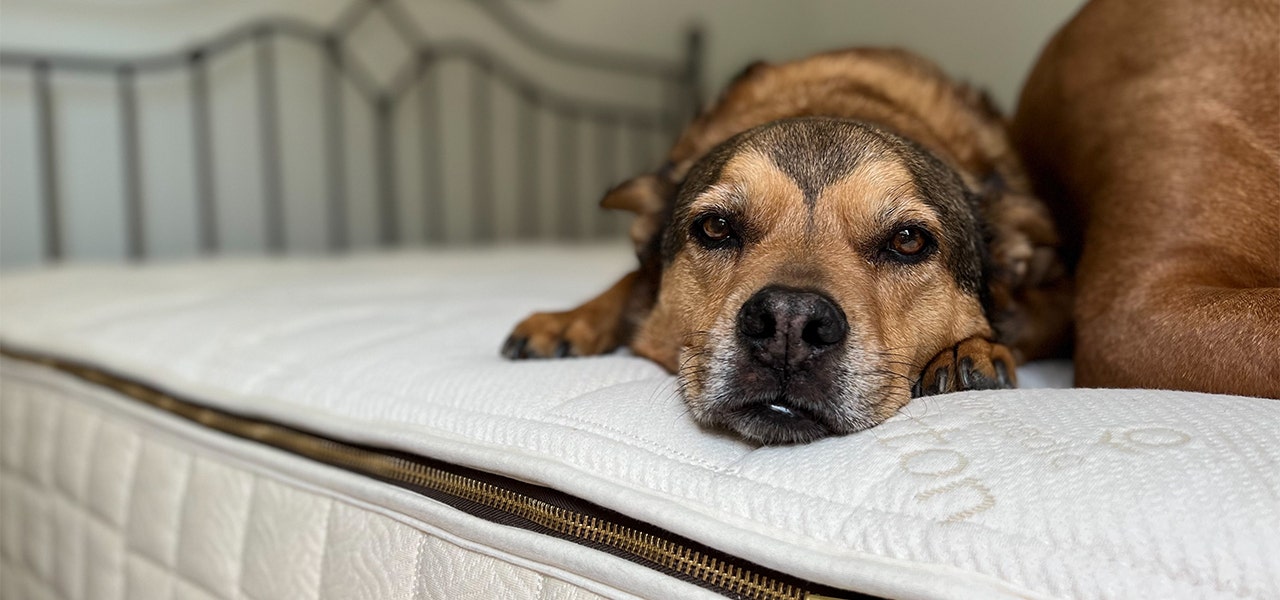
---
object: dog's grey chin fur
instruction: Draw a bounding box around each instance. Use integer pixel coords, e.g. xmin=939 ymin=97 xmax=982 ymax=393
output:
xmin=683 ymin=334 xmax=886 ymax=445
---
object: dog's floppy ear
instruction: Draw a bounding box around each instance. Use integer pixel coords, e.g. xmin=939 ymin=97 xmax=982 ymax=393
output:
xmin=728 ymin=60 xmax=769 ymax=87
xmin=602 ymin=169 xmax=676 ymax=257
xmin=600 ymin=173 xmax=667 ymax=215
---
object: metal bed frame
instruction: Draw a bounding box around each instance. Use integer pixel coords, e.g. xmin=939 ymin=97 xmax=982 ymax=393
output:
xmin=0 ymin=0 xmax=702 ymax=262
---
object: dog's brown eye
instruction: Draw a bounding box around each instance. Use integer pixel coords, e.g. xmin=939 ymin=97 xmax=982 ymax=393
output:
xmin=879 ymin=226 xmax=934 ymax=264
xmin=692 ymin=213 xmax=741 ymax=249
xmin=693 ymin=214 xmax=738 ymax=248
xmin=701 ymin=216 xmax=731 ymax=241
xmin=891 ymin=228 xmax=926 ymax=255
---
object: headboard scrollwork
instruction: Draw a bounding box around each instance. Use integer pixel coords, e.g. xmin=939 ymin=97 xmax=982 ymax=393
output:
xmin=0 ymin=0 xmax=702 ymax=264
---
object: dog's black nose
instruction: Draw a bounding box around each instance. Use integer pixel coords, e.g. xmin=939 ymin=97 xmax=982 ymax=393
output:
xmin=737 ymin=285 xmax=847 ymax=367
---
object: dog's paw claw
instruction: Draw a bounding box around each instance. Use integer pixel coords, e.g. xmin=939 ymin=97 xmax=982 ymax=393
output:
xmin=994 ymin=358 xmax=1013 ymax=387
xmin=502 ymin=309 xmax=619 ymax=360
xmin=930 ymin=365 xmax=951 ymax=395
xmin=500 ymin=335 xmax=526 ymax=359
xmin=917 ymin=338 xmax=1016 ymax=396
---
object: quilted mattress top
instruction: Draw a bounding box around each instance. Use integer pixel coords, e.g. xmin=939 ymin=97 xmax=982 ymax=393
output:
xmin=0 ymin=244 xmax=1276 ymax=600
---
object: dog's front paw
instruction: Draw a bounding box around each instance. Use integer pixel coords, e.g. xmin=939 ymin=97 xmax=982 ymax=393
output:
xmin=502 ymin=309 xmax=621 ymax=360
xmin=502 ymin=271 xmax=638 ymax=361
xmin=914 ymin=337 xmax=1016 ymax=397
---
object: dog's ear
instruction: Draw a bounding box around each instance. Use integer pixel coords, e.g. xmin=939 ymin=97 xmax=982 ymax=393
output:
xmin=728 ymin=60 xmax=769 ymax=87
xmin=602 ymin=171 xmax=676 ymax=258
xmin=601 ymin=171 xmax=677 ymax=324
xmin=600 ymin=174 xmax=667 ymax=215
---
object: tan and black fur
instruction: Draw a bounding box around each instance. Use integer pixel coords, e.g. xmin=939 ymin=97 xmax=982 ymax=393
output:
xmin=504 ymin=48 xmax=1072 ymax=444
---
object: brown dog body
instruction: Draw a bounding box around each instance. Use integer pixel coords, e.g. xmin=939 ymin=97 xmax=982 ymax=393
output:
xmin=1014 ymin=0 xmax=1280 ymax=397
xmin=506 ymin=49 xmax=1073 ymax=443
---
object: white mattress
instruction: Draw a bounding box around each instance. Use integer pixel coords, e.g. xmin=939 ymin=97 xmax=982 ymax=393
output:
xmin=1 ymin=244 xmax=1277 ymax=600
xmin=1 ymin=359 xmax=637 ymax=600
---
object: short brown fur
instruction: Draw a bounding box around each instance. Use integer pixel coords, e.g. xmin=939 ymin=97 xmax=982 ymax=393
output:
xmin=1014 ymin=0 xmax=1280 ymax=397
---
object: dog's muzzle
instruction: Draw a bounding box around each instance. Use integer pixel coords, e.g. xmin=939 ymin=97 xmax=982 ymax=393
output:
xmin=708 ymin=285 xmax=852 ymax=443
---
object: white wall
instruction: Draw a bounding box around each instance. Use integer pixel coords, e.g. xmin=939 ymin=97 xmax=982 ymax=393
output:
xmin=0 ymin=0 xmax=1086 ymax=268
xmin=1 ymin=0 xmax=1087 ymax=107
xmin=508 ymin=0 xmax=1087 ymax=113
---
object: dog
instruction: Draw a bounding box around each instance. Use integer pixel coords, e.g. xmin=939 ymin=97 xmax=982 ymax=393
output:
xmin=504 ymin=48 xmax=1073 ymax=443
xmin=1013 ymin=0 xmax=1280 ymax=397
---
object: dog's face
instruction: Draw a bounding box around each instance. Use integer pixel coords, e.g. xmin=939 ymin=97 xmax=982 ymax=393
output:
xmin=635 ymin=117 xmax=994 ymax=444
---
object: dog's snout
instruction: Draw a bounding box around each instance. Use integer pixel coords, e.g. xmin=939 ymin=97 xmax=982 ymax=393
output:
xmin=737 ymin=286 xmax=847 ymax=366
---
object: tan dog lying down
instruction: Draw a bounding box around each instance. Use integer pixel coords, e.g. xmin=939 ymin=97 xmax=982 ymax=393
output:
xmin=505 ymin=49 xmax=1073 ymax=444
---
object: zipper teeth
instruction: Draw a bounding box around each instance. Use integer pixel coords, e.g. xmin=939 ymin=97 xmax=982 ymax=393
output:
xmin=15 ymin=352 xmax=815 ymax=600
xmin=322 ymin=443 xmax=806 ymax=600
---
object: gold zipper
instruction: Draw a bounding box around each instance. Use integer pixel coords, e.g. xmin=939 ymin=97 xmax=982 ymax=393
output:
xmin=2 ymin=348 xmax=861 ymax=600
xmin=302 ymin=441 xmax=808 ymax=600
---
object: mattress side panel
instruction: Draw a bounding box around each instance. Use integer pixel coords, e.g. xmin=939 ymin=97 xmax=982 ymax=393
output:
xmin=0 ymin=357 xmax=699 ymax=600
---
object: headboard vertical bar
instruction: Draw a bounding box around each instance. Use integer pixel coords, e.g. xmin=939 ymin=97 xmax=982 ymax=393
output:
xmin=373 ymin=97 xmax=399 ymax=246
xmin=471 ymin=61 xmax=494 ymax=242
xmin=630 ymin=121 xmax=654 ymax=177
xmin=117 ymin=67 xmax=146 ymax=260
xmin=666 ymin=113 xmax=683 ymax=159
xmin=683 ymin=27 xmax=704 ymax=121
xmin=190 ymin=53 xmax=219 ymax=253
xmin=556 ymin=110 xmax=579 ymax=240
xmin=322 ymin=37 xmax=349 ymax=252
xmin=418 ymin=57 xmax=444 ymax=244
xmin=594 ymin=117 xmax=618 ymax=238
xmin=515 ymin=88 xmax=539 ymax=240
xmin=34 ymin=62 xmax=63 ymax=262
xmin=256 ymin=30 xmax=285 ymax=253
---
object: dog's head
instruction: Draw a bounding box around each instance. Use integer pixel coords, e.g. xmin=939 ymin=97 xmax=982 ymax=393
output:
xmin=632 ymin=117 xmax=994 ymax=444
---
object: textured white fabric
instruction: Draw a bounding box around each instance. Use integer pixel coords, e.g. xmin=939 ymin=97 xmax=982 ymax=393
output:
xmin=0 ymin=358 xmax=696 ymax=600
xmin=1 ymin=244 xmax=1277 ymax=600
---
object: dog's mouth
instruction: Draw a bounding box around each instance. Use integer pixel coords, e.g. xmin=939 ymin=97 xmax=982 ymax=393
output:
xmin=692 ymin=356 xmax=890 ymax=445
xmin=683 ymin=329 xmax=902 ymax=444
xmin=762 ymin=399 xmax=807 ymax=419
xmin=719 ymin=395 xmax=835 ymax=445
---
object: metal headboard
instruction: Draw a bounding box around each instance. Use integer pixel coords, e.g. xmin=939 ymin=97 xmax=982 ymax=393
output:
xmin=0 ymin=0 xmax=702 ymax=263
